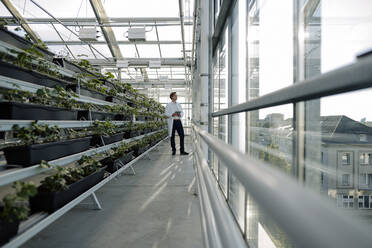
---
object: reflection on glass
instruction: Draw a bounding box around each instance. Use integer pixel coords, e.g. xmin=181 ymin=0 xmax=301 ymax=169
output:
xmin=300 ymin=0 xmax=372 ymax=229
xmin=247 ymin=0 xmax=293 ymax=99
xmin=217 ymin=26 xmax=229 ymax=196
xmin=304 ymin=89 xmax=372 ymax=218
xmin=249 ymin=105 xmax=294 ymax=175
xmin=246 ymin=192 xmax=295 ymax=248
xmin=219 ymin=116 xmax=228 ymax=196
xmin=228 ymin=173 xmax=245 ymax=230
xmin=212 ymin=48 xmax=219 ymax=177
xmin=247 ymin=103 xmax=294 ymax=247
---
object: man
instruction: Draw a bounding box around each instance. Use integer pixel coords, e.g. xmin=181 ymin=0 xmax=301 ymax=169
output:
xmin=165 ymin=92 xmax=189 ymax=156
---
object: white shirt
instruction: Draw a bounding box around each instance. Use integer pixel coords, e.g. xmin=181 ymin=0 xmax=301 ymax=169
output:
xmin=165 ymin=101 xmax=184 ymax=120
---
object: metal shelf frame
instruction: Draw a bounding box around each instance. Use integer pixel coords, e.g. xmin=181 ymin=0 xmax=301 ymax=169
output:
xmin=0 ymin=74 xmax=116 ymax=106
xmin=0 ymin=130 xmax=164 ymax=187
xmin=0 ymin=120 xmax=140 ymax=131
xmin=0 ymin=40 xmax=75 ymax=79
xmin=2 ymin=137 xmax=167 ymax=248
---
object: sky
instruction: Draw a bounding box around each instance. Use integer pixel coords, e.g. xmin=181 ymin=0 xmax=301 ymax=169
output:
xmin=258 ymin=0 xmax=372 ymax=122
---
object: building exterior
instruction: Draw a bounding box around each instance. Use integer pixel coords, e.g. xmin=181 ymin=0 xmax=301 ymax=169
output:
xmin=320 ymin=115 xmax=372 ymax=210
xmin=255 ymin=114 xmax=372 ymax=210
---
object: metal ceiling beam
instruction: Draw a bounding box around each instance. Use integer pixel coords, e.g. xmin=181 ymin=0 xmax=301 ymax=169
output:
xmin=1 ymin=0 xmax=41 ymax=43
xmin=44 ymin=40 xmax=184 ymax=45
xmin=302 ymin=0 xmax=320 ymax=20
xmin=178 ymin=0 xmax=189 ymax=88
xmin=89 ymin=0 xmax=122 ymax=60
xmin=0 ymin=17 xmax=193 ymax=26
xmin=83 ymin=58 xmax=189 ymax=67
xmin=212 ymin=0 xmax=237 ymax=54
xmin=28 ymin=0 xmax=109 ymax=60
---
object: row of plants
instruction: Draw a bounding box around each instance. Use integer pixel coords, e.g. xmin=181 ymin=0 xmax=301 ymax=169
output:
xmin=0 ymin=128 xmax=167 ymax=245
xmin=0 ymin=46 xmax=69 ymax=84
xmin=0 ymin=43 xmax=164 ymax=114
xmin=5 ymin=120 xmax=164 ymax=147
xmin=1 ymin=120 xmax=166 ymax=167
xmin=0 ymin=27 xmax=165 ymax=114
xmin=0 ymin=86 xmax=166 ymax=121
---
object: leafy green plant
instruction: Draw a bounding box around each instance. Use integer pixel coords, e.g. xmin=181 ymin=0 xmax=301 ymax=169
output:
xmin=2 ymin=86 xmax=32 ymax=103
xmin=39 ymin=166 xmax=69 ymax=193
xmin=77 ymin=155 xmax=103 ymax=176
xmin=12 ymin=121 xmax=60 ymax=145
xmin=52 ymin=86 xmax=79 ymax=109
xmin=39 ymin=155 xmax=103 ymax=193
xmin=78 ymin=59 xmax=92 ymax=69
xmin=66 ymin=128 xmax=90 ymax=140
xmin=0 ymin=181 xmax=37 ymax=222
xmin=110 ymin=142 xmax=130 ymax=159
xmin=92 ymin=120 xmax=117 ymax=136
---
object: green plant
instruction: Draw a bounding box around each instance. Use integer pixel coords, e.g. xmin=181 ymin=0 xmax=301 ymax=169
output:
xmin=52 ymin=86 xmax=79 ymax=109
xmin=0 ymin=181 xmax=37 ymax=222
xmin=92 ymin=120 xmax=117 ymax=136
xmin=2 ymin=86 xmax=33 ymax=103
xmin=77 ymin=155 xmax=103 ymax=176
xmin=34 ymin=88 xmax=53 ymax=105
xmin=63 ymin=167 xmax=84 ymax=185
xmin=12 ymin=121 xmax=60 ymax=145
xmin=39 ymin=166 xmax=69 ymax=193
xmin=66 ymin=128 xmax=90 ymax=140
xmin=78 ymin=59 xmax=92 ymax=69
xmin=38 ymin=157 xmax=101 ymax=193
xmin=111 ymin=142 xmax=130 ymax=159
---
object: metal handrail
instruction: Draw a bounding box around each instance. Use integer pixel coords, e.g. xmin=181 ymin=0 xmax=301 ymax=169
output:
xmin=193 ymin=124 xmax=372 ymax=248
xmin=193 ymin=135 xmax=247 ymax=248
xmin=212 ymin=56 xmax=372 ymax=117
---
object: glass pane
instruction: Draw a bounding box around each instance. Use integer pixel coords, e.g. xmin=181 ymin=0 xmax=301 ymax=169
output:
xmin=103 ymin=0 xmax=179 ymax=18
xmin=320 ymin=0 xmax=372 ymax=73
xmin=119 ymin=44 xmax=139 ymax=58
xmin=135 ymin=44 xmax=160 ymax=58
xmin=304 ymin=88 xmax=372 ymax=203
xmin=160 ymin=44 xmax=182 ymax=57
xmin=228 ymin=173 xmax=245 ymax=230
xmin=157 ymin=26 xmax=182 ymax=41
xmin=218 ymin=115 xmax=228 ymax=196
xmin=247 ymin=0 xmax=293 ymax=99
xmin=212 ymin=52 xmax=219 ymax=178
xmin=246 ymin=193 xmax=295 ymax=248
xmin=21 ymin=0 xmax=96 ymax=18
xmin=249 ymin=104 xmax=294 ymax=175
xmin=0 ymin=2 xmax=12 ymax=16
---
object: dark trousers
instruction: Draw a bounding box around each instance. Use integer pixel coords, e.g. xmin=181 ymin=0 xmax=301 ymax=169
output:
xmin=171 ymin=120 xmax=185 ymax=152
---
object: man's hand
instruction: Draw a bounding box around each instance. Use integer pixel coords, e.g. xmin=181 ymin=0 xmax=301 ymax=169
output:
xmin=172 ymin=112 xmax=181 ymax=117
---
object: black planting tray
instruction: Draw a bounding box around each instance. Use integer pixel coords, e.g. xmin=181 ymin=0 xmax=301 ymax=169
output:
xmin=0 ymin=102 xmax=77 ymax=120
xmin=102 ymin=151 xmax=134 ymax=173
xmin=67 ymin=85 xmax=107 ymax=101
xmin=3 ymin=137 xmax=92 ymax=167
xmin=91 ymin=132 xmax=124 ymax=146
xmin=30 ymin=168 xmax=106 ymax=213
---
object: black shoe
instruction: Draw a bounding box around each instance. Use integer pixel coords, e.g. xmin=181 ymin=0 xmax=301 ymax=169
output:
xmin=180 ymin=151 xmax=189 ymax=156
xmin=172 ymin=151 xmax=176 ymax=155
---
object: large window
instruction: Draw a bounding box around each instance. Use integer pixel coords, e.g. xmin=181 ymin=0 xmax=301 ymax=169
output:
xmin=360 ymin=153 xmax=372 ymax=165
xmin=337 ymin=195 xmax=354 ymax=209
xmin=208 ymin=0 xmax=372 ymax=246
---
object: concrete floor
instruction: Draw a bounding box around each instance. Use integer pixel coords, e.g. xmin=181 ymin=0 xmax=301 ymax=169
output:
xmin=23 ymin=137 xmax=203 ymax=248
